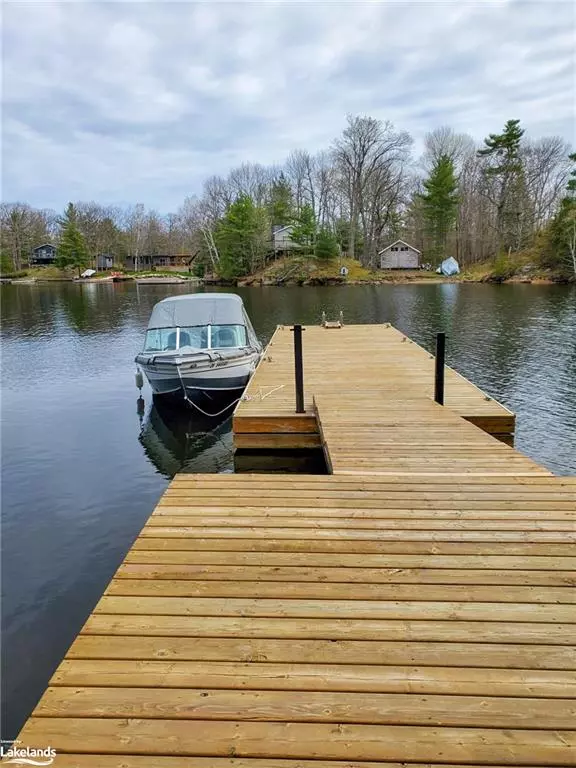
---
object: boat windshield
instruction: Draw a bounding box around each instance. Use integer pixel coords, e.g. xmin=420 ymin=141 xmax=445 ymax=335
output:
xmin=176 ymin=326 xmax=209 ymax=349
xmin=144 ymin=328 xmax=181 ymax=352
xmin=209 ymin=325 xmax=247 ymax=348
xmin=144 ymin=324 xmax=246 ymax=352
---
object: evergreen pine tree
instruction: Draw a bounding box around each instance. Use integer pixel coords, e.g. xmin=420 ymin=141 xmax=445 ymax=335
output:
xmin=215 ymin=195 xmax=267 ymax=278
xmin=268 ymin=173 xmax=294 ymax=227
xmin=478 ymin=119 xmax=524 ymax=168
xmin=418 ymin=154 xmax=459 ymax=262
xmin=314 ymin=228 xmax=339 ymax=261
xmin=56 ymin=203 xmax=90 ymax=276
xmin=478 ymin=119 xmax=525 ymax=253
xmin=289 ymin=204 xmax=316 ymax=250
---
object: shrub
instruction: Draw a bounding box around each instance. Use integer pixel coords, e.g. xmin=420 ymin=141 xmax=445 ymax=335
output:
xmin=489 ymin=253 xmax=518 ymax=282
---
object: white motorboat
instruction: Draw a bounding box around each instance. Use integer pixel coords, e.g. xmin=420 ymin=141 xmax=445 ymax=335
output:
xmin=135 ymin=293 xmax=262 ymax=403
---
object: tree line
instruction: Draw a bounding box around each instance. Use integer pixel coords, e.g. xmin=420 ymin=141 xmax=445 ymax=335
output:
xmin=1 ymin=115 xmax=574 ymax=277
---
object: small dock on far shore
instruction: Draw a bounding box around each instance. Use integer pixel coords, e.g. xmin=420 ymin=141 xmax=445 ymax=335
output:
xmin=10 ymin=322 xmax=576 ymax=766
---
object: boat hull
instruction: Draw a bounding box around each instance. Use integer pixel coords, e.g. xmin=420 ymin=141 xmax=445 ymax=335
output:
xmin=137 ymin=352 xmax=260 ymax=399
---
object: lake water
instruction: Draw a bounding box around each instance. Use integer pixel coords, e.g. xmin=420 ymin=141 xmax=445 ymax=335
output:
xmin=1 ymin=281 xmax=575 ymax=739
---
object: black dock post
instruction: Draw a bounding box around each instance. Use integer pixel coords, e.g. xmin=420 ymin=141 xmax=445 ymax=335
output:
xmin=434 ymin=332 xmax=446 ymax=405
xmin=291 ymin=324 xmax=305 ymax=413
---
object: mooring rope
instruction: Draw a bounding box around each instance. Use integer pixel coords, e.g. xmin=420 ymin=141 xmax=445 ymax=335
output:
xmin=242 ymin=383 xmax=286 ymax=402
xmin=176 ymin=365 xmax=241 ymax=418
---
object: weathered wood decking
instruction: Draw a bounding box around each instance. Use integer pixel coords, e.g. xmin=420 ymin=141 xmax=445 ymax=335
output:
xmin=11 ymin=323 xmax=576 ymax=766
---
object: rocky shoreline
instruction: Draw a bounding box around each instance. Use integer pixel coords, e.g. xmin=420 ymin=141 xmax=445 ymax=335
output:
xmin=2 ymin=270 xmax=571 ymax=287
xmin=232 ymin=275 xmax=569 ymax=287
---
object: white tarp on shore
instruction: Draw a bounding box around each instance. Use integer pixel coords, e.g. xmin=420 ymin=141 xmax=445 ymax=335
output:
xmin=437 ymin=257 xmax=460 ymax=276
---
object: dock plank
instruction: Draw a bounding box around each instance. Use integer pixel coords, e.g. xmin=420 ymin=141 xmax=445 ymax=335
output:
xmin=67 ymin=636 xmax=576 ymax=670
xmin=34 ymin=687 xmax=576 ymax=728
xmin=51 ymin=660 xmax=576 ymax=696
xmin=116 ymin=563 xmax=576 ymax=585
xmin=46 ymin=760 xmax=570 ymax=768
xmin=82 ymin=615 xmax=575 ymax=644
xmin=93 ymin=595 xmax=575 ymax=623
xmin=17 ymin=719 xmax=576 ymax=763
xmin=104 ymin=578 xmax=576 ymax=601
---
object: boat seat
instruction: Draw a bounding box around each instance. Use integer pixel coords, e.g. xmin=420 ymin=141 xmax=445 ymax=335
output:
xmin=165 ymin=332 xmax=177 ymax=350
xmin=214 ymin=328 xmax=237 ymax=348
xmin=179 ymin=331 xmax=191 ymax=347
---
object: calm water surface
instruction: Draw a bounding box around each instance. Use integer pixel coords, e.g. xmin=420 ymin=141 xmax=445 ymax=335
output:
xmin=1 ymin=282 xmax=575 ymax=738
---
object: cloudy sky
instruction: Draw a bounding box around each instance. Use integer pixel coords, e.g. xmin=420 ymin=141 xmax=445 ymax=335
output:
xmin=2 ymin=0 xmax=574 ymax=213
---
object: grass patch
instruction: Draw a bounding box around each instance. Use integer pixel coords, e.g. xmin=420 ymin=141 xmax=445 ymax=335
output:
xmin=19 ymin=266 xmax=71 ymax=279
xmin=1 ymin=270 xmax=29 ymax=279
xmin=459 ymin=251 xmax=562 ymax=283
xmin=251 ymin=255 xmax=445 ymax=284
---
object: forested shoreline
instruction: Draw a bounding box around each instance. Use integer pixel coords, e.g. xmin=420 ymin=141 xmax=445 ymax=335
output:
xmin=2 ymin=115 xmax=575 ymax=281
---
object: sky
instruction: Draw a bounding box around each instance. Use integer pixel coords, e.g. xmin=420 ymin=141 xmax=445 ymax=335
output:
xmin=2 ymin=0 xmax=575 ymax=213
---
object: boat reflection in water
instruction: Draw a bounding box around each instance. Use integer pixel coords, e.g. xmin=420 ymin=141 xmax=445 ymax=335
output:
xmin=138 ymin=395 xmax=234 ymax=478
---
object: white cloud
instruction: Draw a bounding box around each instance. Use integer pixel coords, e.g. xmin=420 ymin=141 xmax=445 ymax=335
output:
xmin=2 ymin=0 xmax=574 ymax=212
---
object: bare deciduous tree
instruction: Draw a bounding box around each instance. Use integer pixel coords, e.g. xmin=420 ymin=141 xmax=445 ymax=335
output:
xmin=177 ymin=196 xmax=220 ymax=270
xmin=423 ymin=127 xmax=476 ymax=172
xmin=522 ymin=137 xmax=572 ymax=229
xmin=0 ymin=203 xmax=55 ymax=270
xmin=332 ymin=115 xmax=412 ymax=264
xmin=124 ymin=204 xmax=147 ymax=271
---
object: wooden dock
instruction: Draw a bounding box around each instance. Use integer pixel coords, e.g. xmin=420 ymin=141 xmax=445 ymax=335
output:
xmin=234 ymin=324 xmax=517 ymax=450
xmin=11 ymin=323 xmax=576 ymax=766
xmin=314 ymin=392 xmax=546 ymax=476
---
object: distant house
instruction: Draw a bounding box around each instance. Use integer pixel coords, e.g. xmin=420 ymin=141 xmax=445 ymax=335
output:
xmin=271 ymin=225 xmax=298 ymax=254
xmin=96 ymin=253 xmax=114 ymax=270
xmin=123 ymin=254 xmax=195 ymax=270
xmin=30 ymin=244 xmax=57 ymax=265
xmin=379 ymin=239 xmax=421 ymax=269
xmin=124 ymin=254 xmax=151 ymax=270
